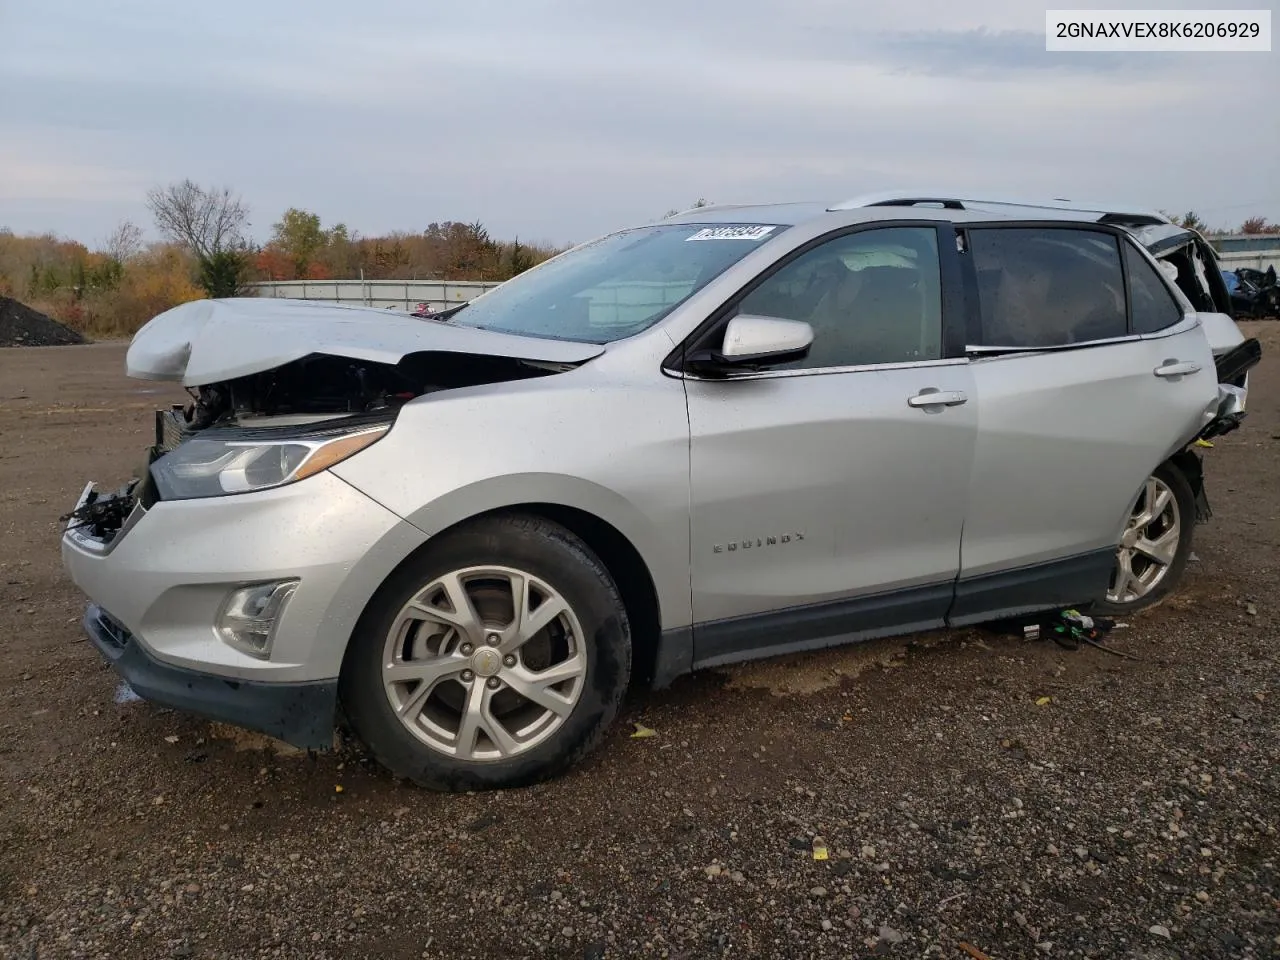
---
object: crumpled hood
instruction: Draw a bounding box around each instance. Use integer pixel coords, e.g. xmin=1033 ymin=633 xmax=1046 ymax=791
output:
xmin=127 ymin=298 xmax=605 ymax=386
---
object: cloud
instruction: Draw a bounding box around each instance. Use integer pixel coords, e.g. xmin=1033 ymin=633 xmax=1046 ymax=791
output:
xmin=0 ymin=0 xmax=1276 ymax=244
xmin=859 ymin=27 xmax=1172 ymax=76
xmin=0 ymin=144 xmax=146 ymax=203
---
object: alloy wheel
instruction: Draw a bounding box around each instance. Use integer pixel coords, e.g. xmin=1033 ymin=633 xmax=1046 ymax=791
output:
xmin=381 ymin=565 xmax=586 ymax=762
xmin=1107 ymin=475 xmax=1181 ymax=605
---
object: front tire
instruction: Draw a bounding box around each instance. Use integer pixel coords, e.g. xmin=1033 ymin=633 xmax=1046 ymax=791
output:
xmin=340 ymin=514 xmax=631 ymax=791
xmin=1092 ymin=461 xmax=1195 ymax=615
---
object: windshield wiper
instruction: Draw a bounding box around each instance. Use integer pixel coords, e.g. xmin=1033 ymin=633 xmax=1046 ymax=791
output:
xmin=428 ymin=303 xmax=470 ymax=322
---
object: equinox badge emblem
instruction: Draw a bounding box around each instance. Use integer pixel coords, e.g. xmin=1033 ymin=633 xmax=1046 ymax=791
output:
xmin=713 ymin=532 xmax=805 ymax=554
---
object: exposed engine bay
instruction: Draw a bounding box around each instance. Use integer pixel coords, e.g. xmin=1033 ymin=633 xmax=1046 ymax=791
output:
xmin=175 ymin=350 xmax=567 ymax=433
xmin=61 ymin=350 xmax=575 ymax=543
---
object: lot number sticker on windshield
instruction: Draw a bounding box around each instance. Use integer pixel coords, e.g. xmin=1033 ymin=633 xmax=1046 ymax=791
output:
xmin=685 ymin=225 xmax=777 ymax=242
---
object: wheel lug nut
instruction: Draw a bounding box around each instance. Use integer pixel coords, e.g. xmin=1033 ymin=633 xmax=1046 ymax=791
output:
xmin=461 ymin=670 xmax=474 ymax=682
xmin=487 ymin=677 xmax=501 ymax=689
xmin=503 ymin=655 xmax=516 ymax=667
xmin=460 ymin=644 xmax=474 ymax=656
xmin=486 ymin=633 xmax=501 ymax=646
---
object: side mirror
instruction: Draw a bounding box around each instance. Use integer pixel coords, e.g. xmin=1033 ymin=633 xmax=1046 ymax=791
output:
xmin=687 ymin=314 xmax=814 ymax=375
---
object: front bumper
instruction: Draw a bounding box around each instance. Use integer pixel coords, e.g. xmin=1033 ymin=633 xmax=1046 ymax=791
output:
xmin=61 ymin=470 xmax=428 ymax=685
xmin=84 ymin=604 xmax=338 ymax=750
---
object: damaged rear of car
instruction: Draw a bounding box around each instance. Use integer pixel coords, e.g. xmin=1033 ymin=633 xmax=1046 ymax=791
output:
xmin=1128 ymin=221 xmax=1257 ymax=442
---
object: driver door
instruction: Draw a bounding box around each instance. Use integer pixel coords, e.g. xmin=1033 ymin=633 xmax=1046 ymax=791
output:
xmin=681 ymin=224 xmax=977 ymax=666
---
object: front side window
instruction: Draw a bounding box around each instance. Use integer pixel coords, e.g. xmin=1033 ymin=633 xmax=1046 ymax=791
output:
xmin=448 ymin=223 xmax=785 ymax=343
xmin=970 ymin=228 xmax=1126 ymax=347
xmin=728 ymin=226 xmax=943 ymax=369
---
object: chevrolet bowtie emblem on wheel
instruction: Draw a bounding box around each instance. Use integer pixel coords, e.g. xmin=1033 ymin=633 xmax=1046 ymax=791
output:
xmin=712 ymin=532 xmax=805 ymax=554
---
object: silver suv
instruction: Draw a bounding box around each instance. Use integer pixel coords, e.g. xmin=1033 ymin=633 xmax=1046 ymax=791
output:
xmin=62 ymin=192 xmax=1261 ymax=790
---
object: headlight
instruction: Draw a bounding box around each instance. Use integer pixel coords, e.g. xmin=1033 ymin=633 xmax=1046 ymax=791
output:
xmin=151 ymin=422 xmax=389 ymax=500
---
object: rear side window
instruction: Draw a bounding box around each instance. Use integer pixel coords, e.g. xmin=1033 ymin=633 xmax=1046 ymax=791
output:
xmin=1125 ymin=243 xmax=1184 ymax=333
xmin=970 ymin=228 xmax=1127 ymax=347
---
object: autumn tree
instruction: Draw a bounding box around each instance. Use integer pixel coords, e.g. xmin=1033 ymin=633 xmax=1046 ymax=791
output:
xmin=1240 ymin=216 xmax=1280 ymax=235
xmin=103 ymin=219 xmax=144 ymax=263
xmin=146 ymin=179 xmax=252 ymax=297
xmin=320 ymin=223 xmax=358 ymax=277
xmin=270 ymin=208 xmax=326 ymax=277
xmin=508 ymin=237 xmax=535 ymax=276
xmin=1169 ymin=210 xmax=1209 ymax=232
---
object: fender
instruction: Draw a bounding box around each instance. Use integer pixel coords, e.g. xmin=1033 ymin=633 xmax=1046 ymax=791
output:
xmin=338 ymin=470 xmax=690 ymax=635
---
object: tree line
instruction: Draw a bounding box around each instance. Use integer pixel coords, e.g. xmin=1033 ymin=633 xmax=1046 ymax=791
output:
xmin=143 ymin=180 xmax=567 ymax=292
xmin=0 ymin=179 xmax=567 ymax=337
xmin=2 ymin=181 xmax=1276 ymax=340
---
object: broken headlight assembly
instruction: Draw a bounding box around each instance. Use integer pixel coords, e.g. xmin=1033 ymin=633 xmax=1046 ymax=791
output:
xmin=150 ymin=421 xmax=390 ymax=500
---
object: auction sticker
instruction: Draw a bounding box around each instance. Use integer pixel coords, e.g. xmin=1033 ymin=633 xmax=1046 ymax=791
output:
xmin=685 ymin=225 xmax=777 ymax=241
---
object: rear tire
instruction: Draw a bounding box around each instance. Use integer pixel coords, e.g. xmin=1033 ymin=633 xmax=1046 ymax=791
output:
xmin=340 ymin=513 xmax=631 ymax=791
xmin=1091 ymin=461 xmax=1195 ymax=615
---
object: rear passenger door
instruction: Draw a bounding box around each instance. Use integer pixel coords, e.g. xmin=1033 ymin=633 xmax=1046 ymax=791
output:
xmin=952 ymin=224 xmax=1218 ymax=621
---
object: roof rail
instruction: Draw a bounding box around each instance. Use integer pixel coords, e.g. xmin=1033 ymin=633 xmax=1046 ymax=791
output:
xmin=828 ymin=190 xmax=968 ymax=211
xmin=666 ymin=202 xmax=744 ymax=218
xmin=829 ymin=190 xmax=1172 ymax=227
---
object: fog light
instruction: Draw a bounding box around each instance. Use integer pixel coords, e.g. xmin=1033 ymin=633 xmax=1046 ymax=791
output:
xmin=216 ymin=580 xmax=298 ymax=658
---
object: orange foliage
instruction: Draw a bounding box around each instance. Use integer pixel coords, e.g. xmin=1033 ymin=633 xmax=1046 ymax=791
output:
xmin=255 ymin=244 xmax=334 ymax=281
xmin=1 ymin=231 xmax=203 ymax=339
xmin=0 ymin=206 xmax=565 ymax=338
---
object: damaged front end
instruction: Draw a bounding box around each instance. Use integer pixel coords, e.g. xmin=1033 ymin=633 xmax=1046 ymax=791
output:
xmin=63 ymin=345 xmax=588 ymax=551
xmin=64 ymin=296 xmax=604 ymax=551
xmin=62 ymin=479 xmax=143 ymax=547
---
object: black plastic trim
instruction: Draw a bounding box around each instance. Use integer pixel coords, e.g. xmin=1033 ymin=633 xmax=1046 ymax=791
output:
xmin=1170 ymin=449 xmax=1212 ymax=523
xmin=651 ymin=627 xmax=694 ymax=689
xmin=1215 ymin=337 xmax=1262 ymax=383
xmin=652 ymin=550 xmax=1118 ymax=678
xmin=866 ymin=198 xmax=966 ymax=210
xmin=936 ymin=224 xmax=968 ymax=359
xmin=1097 ymin=212 xmax=1167 ymax=228
xmin=946 ymin=548 xmax=1115 ymax=626
xmin=83 ymin=604 xmax=338 ymax=751
xmin=691 ymin=581 xmax=953 ymax=668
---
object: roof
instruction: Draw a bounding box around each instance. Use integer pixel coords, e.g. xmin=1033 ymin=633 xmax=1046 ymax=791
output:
xmin=662 ymin=190 xmax=1178 ymax=230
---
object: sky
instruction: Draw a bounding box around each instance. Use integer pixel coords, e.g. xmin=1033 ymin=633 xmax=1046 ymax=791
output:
xmin=1 ymin=0 xmax=1277 ymax=250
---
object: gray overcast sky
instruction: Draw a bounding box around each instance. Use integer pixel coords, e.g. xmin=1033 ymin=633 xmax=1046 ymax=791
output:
xmin=1 ymin=0 xmax=1277 ymax=248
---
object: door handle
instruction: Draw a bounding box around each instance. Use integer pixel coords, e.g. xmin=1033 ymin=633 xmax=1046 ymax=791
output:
xmin=907 ymin=389 xmax=968 ymax=408
xmin=1154 ymin=360 xmax=1201 ymax=378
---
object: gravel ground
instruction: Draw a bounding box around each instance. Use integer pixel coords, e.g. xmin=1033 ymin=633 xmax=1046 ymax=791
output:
xmin=0 ymin=297 xmax=86 ymax=347
xmin=2 ymin=327 xmax=1278 ymax=960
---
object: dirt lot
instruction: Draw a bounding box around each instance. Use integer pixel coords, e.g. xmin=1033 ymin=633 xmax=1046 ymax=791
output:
xmin=2 ymin=328 xmax=1279 ymax=960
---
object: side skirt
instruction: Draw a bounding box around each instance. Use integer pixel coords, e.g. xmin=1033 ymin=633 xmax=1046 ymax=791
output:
xmin=649 ymin=549 xmax=1116 ymax=687
xmin=945 ymin=548 xmax=1115 ymax=626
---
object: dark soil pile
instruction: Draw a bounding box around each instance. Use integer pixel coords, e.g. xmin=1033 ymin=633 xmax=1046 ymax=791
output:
xmin=0 ymin=296 xmax=87 ymax=346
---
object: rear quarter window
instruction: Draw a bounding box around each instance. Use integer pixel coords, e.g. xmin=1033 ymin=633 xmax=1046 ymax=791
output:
xmin=1125 ymin=243 xmax=1185 ymax=333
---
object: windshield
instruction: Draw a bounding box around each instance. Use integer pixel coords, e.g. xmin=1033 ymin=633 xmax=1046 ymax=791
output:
xmin=447 ymin=223 xmax=785 ymax=343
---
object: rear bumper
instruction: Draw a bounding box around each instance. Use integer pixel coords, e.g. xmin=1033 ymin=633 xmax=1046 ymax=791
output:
xmin=84 ymin=603 xmax=338 ymax=750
